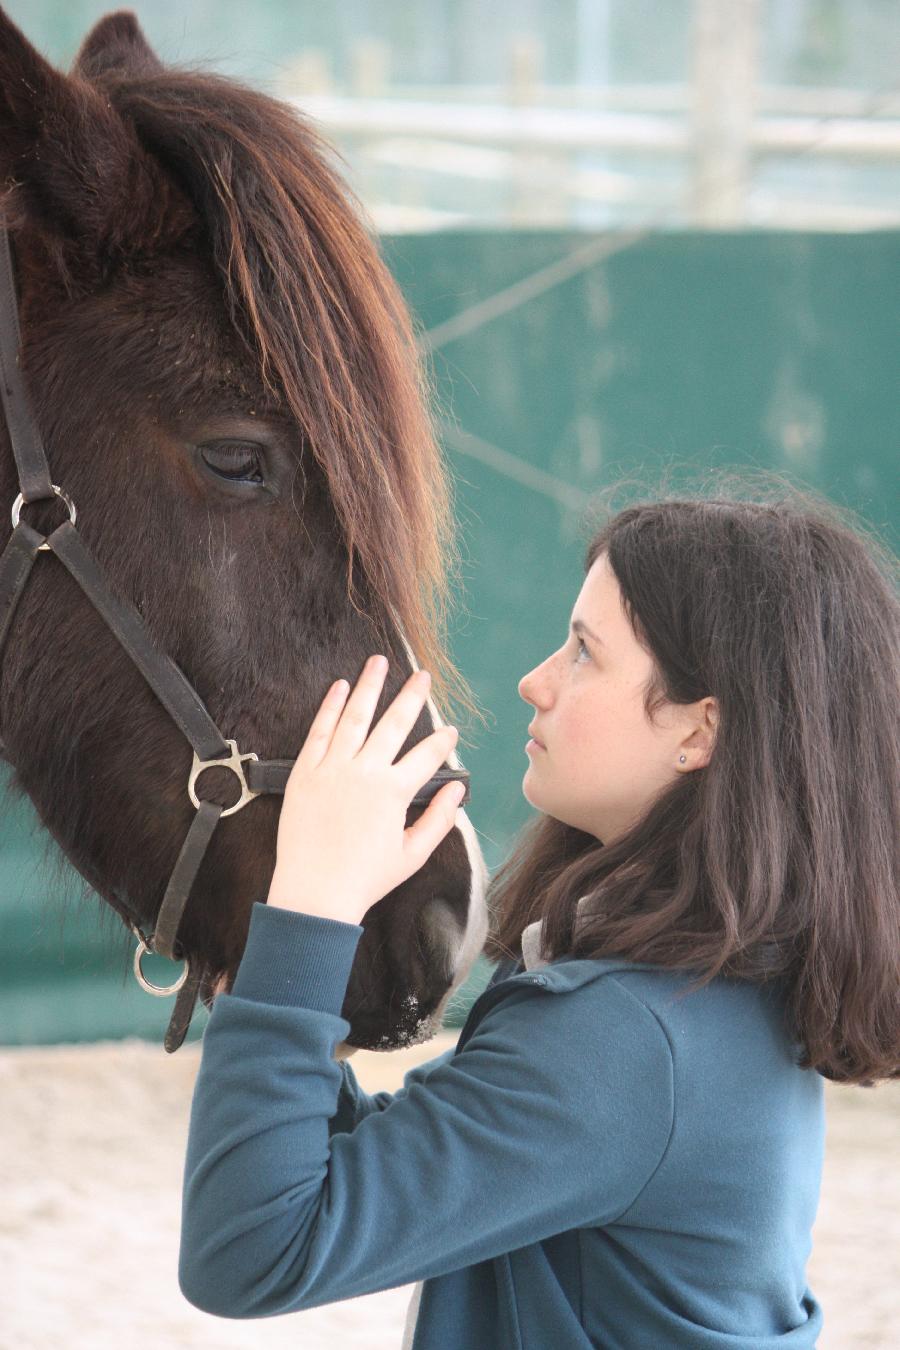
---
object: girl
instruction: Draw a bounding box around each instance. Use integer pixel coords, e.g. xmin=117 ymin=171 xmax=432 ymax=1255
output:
xmin=179 ymin=484 xmax=899 ymax=1348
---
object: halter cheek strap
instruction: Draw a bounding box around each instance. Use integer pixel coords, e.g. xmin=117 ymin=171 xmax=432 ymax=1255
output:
xmin=0 ymin=225 xmax=470 ymax=1052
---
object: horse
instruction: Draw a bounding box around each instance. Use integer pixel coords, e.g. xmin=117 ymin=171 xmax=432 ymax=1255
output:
xmin=0 ymin=6 xmax=489 ymax=1057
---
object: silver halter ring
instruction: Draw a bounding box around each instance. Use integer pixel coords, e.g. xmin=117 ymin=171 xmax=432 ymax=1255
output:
xmin=133 ymin=932 xmax=189 ymax=997
xmin=11 ymin=484 xmax=77 ymax=550
xmin=188 ymin=738 xmax=260 ymax=817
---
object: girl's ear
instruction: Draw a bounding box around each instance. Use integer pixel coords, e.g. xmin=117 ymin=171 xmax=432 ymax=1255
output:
xmin=679 ymin=697 xmax=719 ymax=770
xmin=0 ymin=7 xmax=191 ymax=276
xmin=72 ymin=10 xmax=164 ymax=80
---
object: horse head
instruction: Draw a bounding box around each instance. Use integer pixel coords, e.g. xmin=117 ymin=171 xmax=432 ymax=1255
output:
xmin=0 ymin=7 xmax=489 ymax=1054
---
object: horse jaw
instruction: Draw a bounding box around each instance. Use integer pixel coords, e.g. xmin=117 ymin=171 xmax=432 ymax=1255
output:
xmin=333 ymin=652 xmax=490 ymax=1060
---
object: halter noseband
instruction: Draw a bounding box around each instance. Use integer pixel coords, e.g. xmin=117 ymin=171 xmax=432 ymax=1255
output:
xmin=0 ymin=226 xmax=469 ymax=1052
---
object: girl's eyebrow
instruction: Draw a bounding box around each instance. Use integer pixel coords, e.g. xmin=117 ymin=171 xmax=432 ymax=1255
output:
xmin=571 ymin=618 xmax=603 ymax=646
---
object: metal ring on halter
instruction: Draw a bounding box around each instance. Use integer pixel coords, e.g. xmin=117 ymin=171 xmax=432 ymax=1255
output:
xmin=188 ymin=738 xmax=260 ymax=817
xmin=133 ymin=933 xmax=190 ymax=996
xmin=11 ymin=484 xmax=76 ymax=550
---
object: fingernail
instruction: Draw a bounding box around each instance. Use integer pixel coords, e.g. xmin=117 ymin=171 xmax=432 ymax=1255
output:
xmin=451 ymin=783 xmax=466 ymax=804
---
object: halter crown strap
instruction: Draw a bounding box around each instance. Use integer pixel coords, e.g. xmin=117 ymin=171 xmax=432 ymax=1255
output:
xmin=0 ymin=229 xmax=53 ymax=501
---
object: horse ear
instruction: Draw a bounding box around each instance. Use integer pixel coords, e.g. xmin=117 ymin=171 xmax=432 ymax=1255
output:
xmin=0 ymin=6 xmax=191 ymax=268
xmin=72 ymin=10 xmax=164 ymax=80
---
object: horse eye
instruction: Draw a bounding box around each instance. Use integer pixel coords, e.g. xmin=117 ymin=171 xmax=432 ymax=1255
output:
xmin=199 ymin=441 xmax=264 ymax=483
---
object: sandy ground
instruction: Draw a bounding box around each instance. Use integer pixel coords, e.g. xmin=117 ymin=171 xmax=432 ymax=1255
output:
xmin=0 ymin=1033 xmax=896 ymax=1349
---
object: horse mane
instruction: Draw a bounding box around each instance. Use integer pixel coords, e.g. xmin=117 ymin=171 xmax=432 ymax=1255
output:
xmin=96 ymin=61 xmax=481 ymax=728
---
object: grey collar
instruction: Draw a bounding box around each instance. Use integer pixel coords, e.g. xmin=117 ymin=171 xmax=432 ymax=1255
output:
xmin=520 ymin=894 xmax=593 ymax=970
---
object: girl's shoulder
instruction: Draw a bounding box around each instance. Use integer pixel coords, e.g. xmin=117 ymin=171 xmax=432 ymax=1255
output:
xmin=483 ymin=953 xmax=808 ymax=1082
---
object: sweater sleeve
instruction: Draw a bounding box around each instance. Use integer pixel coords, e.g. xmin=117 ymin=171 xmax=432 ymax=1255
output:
xmin=330 ymin=1047 xmax=458 ymax=1136
xmin=178 ymin=901 xmax=674 ymax=1318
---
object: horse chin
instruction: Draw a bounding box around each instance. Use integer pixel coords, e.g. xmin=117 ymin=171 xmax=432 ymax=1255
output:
xmin=203 ymin=963 xmax=448 ymax=1054
xmin=339 ymin=1004 xmax=445 ymax=1056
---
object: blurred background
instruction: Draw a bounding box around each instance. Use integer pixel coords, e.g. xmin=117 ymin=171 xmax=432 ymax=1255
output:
xmin=15 ymin=0 xmax=900 ymax=231
xmin=0 ymin=0 xmax=897 ymax=1045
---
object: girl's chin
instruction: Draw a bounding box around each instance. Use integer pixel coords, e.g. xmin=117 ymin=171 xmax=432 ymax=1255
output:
xmin=521 ymin=769 xmax=544 ymax=807
xmin=521 ymin=779 xmax=599 ymax=838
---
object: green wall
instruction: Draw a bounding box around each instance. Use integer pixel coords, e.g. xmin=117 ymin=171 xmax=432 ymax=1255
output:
xmin=1 ymin=229 xmax=897 ymax=1046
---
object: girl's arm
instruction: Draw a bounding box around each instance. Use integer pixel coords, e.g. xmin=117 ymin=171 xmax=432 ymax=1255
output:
xmin=179 ymin=901 xmax=674 ymax=1318
xmin=329 ymin=1046 xmax=457 ymax=1135
xmin=329 ymin=960 xmax=509 ymax=1134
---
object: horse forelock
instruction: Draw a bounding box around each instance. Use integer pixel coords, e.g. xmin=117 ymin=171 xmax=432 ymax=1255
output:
xmin=91 ymin=67 xmax=479 ymax=730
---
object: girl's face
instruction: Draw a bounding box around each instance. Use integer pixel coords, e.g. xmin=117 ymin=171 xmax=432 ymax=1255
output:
xmin=518 ymin=553 xmax=716 ymax=845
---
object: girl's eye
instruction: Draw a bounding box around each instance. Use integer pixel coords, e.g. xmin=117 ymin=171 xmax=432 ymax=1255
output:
xmin=200 ymin=441 xmax=264 ymax=483
xmin=572 ymin=636 xmax=590 ymax=664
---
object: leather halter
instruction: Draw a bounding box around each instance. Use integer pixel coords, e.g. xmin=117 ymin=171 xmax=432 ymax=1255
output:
xmin=0 ymin=226 xmax=470 ymax=1052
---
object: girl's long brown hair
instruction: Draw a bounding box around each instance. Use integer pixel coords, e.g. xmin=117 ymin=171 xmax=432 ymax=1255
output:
xmin=485 ymin=475 xmax=899 ymax=1085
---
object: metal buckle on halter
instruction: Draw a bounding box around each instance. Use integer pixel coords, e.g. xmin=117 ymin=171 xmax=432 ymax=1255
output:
xmin=131 ymin=924 xmax=189 ymax=997
xmin=11 ymin=484 xmax=76 ymax=550
xmin=188 ymin=738 xmax=260 ymax=817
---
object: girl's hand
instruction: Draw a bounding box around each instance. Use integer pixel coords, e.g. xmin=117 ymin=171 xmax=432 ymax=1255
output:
xmin=265 ymin=655 xmax=465 ymax=926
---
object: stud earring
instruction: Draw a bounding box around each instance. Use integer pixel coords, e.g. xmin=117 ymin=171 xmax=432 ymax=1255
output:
xmin=678 ymin=754 xmax=687 ymax=764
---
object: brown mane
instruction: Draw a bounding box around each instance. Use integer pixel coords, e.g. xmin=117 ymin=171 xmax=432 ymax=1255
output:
xmin=95 ymin=51 xmax=480 ymax=729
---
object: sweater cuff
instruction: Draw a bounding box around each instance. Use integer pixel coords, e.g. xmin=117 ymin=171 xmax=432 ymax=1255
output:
xmin=229 ymin=901 xmax=364 ymax=1015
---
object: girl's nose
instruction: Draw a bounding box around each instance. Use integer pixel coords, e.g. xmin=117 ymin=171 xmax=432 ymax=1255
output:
xmin=519 ymin=657 xmax=553 ymax=708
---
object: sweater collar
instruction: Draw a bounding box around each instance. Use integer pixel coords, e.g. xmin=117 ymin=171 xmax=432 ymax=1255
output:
xmin=520 ymin=895 xmax=593 ymax=971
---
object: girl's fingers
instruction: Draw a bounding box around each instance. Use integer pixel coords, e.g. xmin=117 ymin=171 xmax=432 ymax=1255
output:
xmin=295 ymin=679 xmax=350 ymax=767
xmin=402 ymin=779 xmax=467 ymax=869
xmin=393 ymin=725 xmax=460 ymax=796
xmin=327 ymin=655 xmax=393 ymax=759
xmin=298 ymin=659 xmax=450 ymax=783
xmin=361 ymin=668 xmax=436 ymax=764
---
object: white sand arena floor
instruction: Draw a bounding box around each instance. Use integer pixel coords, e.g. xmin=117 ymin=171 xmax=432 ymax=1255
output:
xmin=1 ymin=1032 xmax=897 ymax=1349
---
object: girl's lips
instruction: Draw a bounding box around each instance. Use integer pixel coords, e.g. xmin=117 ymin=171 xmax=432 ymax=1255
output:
xmin=525 ymin=738 xmax=546 ymax=753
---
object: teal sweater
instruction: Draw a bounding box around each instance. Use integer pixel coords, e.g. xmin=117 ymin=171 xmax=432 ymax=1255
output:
xmin=179 ymin=901 xmax=824 ymax=1348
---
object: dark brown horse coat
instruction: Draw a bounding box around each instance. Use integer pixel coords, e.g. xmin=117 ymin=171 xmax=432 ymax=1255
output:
xmin=0 ymin=7 xmax=488 ymax=1052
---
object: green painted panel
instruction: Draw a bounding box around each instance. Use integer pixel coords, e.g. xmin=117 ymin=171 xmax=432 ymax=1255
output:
xmin=1 ymin=230 xmax=896 ymax=1044
xmin=387 ymin=229 xmax=898 ymax=857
